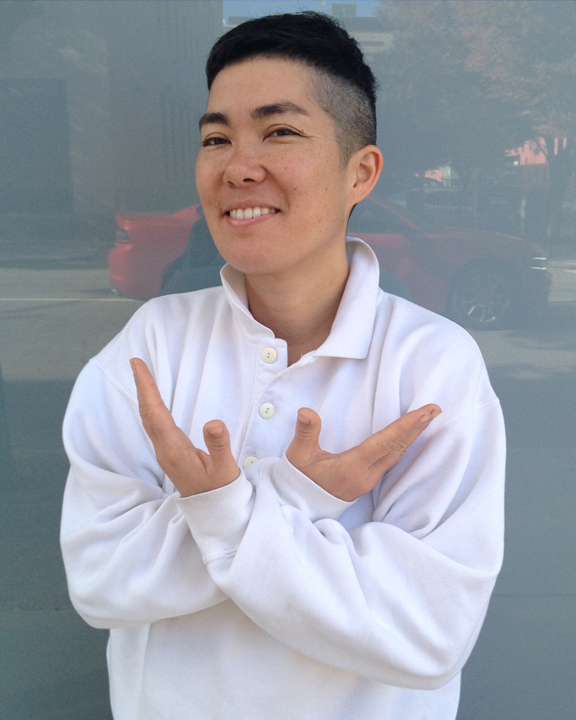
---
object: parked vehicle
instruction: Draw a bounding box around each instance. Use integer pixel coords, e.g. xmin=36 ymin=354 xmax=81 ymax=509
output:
xmin=109 ymin=196 xmax=551 ymax=329
xmin=109 ymin=205 xmax=201 ymax=300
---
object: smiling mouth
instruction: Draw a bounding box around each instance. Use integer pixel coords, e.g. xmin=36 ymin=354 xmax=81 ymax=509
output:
xmin=227 ymin=207 xmax=279 ymax=220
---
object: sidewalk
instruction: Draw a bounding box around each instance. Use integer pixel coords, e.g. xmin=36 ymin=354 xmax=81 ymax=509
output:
xmin=0 ymin=609 xmax=111 ymax=720
xmin=0 ymin=237 xmax=109 ymax=269
xmin=0 ymin=379 xmax=113 ymax=720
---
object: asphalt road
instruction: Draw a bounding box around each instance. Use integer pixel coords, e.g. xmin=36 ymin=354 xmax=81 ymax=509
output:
xmin=0 ymin=262 xmax=575 ymax=719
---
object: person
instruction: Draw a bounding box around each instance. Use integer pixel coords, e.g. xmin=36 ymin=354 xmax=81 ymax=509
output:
xmin=159 ymin=207 xmax=413 ymax=300
xmin=60 ymin=12 xmax=505 ymax=720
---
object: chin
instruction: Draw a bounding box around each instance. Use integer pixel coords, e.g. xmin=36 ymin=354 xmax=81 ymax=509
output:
xmin=225 ymin=258 xmax=284 ymax=277
xmin=216 ymin=244 xmax=286 ymax=277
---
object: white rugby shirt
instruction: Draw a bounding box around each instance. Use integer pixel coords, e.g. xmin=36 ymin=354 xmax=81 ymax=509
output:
xmin=61 ymin=238 xmax=505 ymax=720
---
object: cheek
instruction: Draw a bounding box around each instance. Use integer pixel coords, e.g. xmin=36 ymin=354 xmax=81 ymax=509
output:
xmin=195 ymin=157 xmax=220 ymax=201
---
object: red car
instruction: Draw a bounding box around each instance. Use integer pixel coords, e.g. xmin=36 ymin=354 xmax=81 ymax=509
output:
xmin=109 ymin=196 xmax=550 ymax=329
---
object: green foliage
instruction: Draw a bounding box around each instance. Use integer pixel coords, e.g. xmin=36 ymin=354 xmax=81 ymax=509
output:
xmin=375 ymin=1 xmax=576 ymax=181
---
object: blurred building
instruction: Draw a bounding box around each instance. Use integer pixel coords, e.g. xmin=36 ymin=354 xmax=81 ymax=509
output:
xmin=0 ymin=1 xmax=223 ymax=238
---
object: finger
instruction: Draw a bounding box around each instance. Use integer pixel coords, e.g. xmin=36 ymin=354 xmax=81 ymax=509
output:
xmin=130 ymin=358 xmax=179 ymax=441
xmin=131 ymin=358 xmax=208 ymax=487
xmin=203 ymin=421 xmax=240 ymax=482
xmin=353 ymin=404 xmax=442 ymax=468
xmin=286 ymin=408 xmax=323 ymax=465
xmin=202 ymin=420 xmax=238 ymax=474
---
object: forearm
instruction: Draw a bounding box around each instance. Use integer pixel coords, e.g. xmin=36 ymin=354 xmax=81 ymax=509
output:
xmin=180 ymin=404 xmax=505 ymax=689
xmin=61 ymin=360 xmax=227 ymax=629
xmin=61 ymin=467 xmax=228 ymax=629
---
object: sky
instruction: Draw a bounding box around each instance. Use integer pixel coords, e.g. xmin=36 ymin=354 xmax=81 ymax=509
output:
xmin=223 ymin=0 xmax=381 ymax=21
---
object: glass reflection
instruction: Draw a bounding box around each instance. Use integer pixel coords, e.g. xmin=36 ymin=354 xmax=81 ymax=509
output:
xmin=0 ymin=2 xmax=574 ymax=719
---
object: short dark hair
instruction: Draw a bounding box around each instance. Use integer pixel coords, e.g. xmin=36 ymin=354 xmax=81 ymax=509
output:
xmin=205 ymin=12 xmax=377 ymax=162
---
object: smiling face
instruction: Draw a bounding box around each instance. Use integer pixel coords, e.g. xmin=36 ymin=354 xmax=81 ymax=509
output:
xmin=196 ymin=57 xmax=379 ymax=282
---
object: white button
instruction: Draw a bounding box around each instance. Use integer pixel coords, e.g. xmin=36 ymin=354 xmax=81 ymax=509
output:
xmin=259 ymin=402 xmax=275 ymax=419
xmin=243 ymin=456 xmax=258 ymax=468
xmin=261 ymin=347 xmax=277 ymax=363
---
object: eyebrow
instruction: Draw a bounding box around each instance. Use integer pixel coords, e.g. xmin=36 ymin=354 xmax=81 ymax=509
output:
xmin=252 ymin=102 xmax=310 ymax=120
xmin=198 ymin=102 xmax=310 ymax=130
xmin=198 ymin=111 xmax=229 ymax=130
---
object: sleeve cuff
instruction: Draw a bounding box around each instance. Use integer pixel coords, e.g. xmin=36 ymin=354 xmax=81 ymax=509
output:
xmin=268 ymin=453 xmax=355 ymax=522
xmin=177 ymin=472 xmax=254 ymax=561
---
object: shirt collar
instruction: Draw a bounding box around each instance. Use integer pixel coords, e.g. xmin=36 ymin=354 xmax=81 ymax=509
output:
xmin=220 ymin=264 xmax=276 ymax=343
xmin=220 ymin=237 xmax=380 ymax=359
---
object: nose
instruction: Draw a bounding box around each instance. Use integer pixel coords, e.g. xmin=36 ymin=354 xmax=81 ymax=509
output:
xmin=223 ymin=143 xmax=266 ymax=186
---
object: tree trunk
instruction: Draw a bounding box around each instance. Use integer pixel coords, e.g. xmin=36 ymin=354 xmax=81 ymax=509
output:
xmin=451 ymin=160 xmax=474 ymax=227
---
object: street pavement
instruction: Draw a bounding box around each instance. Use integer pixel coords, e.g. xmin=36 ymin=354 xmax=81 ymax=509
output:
xmin=0 ymin=259 xmax=575 ymax=719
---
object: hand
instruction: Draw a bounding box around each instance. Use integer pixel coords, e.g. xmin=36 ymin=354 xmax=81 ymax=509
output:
xmin=286 ymin=405 xmax=442 ymax=501
xmin=131 ymin=358 xmax=240 ymax=497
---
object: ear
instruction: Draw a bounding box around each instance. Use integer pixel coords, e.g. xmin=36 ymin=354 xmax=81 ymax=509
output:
xmin=348 ymin=145 xmax=384 ymax=205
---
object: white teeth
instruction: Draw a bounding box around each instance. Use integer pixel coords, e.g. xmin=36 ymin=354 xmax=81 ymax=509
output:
xmin=229 ymin=207 xmax=276 ymax=219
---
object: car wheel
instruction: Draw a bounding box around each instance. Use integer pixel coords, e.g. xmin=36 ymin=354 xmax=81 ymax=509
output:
xmin=447 ymin=264 xmax=518 ymax=330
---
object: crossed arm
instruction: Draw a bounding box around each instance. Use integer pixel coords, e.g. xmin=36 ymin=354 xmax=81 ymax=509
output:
xmin=130 ymin=357 xmax=441 ymax=501
xmin=62 ymin=350 xmax=504 ymax=686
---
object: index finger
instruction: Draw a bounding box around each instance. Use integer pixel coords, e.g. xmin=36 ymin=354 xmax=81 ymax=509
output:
xmin=352 ymin=404 xmax=442 ymax=468
xmin=130 ymin=357 xmax=176 ymax=439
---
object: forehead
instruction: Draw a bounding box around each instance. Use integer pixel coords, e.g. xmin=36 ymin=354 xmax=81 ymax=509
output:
xmin=205 ymin=56 xmax=323 ymax=115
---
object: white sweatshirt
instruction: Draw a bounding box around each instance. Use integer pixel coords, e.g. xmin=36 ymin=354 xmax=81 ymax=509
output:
xmin=61 ymin=239 xmax=505 ymax=720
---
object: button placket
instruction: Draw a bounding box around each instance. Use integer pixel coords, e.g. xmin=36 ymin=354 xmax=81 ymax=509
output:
xmin=237 ymin=341 xmax=286 ymax=467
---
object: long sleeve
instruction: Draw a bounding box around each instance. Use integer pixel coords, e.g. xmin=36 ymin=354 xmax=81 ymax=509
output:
xmin=60 ymin=241 xmax=505 ymax=719
xmin=177 ymin=367 xmax=505 ymax=690
xmin=61 ymin=359 xmax=228 ymax=629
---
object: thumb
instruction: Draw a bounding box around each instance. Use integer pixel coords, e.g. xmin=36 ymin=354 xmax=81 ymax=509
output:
xmin=202 ymin=420 xmax=240 ymax=485
xmin=287 ymin=408 xmax=322 ymax=464
xmin=203 ymin=420 xmax=233 ymax=459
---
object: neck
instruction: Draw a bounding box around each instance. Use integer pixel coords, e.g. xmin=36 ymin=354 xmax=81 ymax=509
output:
xmin=245 ymin=247 xmax=349 ymax=366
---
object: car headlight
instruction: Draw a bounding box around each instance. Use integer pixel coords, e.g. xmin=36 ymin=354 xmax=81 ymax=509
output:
xmin=530 ymin=256 xmax=548 ymax=270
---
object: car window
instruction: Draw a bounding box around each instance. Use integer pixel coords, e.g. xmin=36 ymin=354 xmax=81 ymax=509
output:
xmin=349 ymin=201 xmax=402 ymax=234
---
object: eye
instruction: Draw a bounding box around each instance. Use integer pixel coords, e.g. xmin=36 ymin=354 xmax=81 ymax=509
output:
xmin=268 ymin=128 xmax=300 ymax=138
xmin=202 ymin=136 xmax=229 ymax=147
